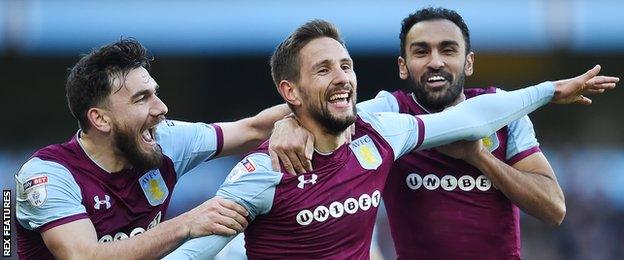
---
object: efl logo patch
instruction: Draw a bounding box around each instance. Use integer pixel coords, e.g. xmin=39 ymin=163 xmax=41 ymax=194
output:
xmin=482 ymin=133 xmax=500 ymax=152
xmin=349 ymin=135 xmax=382 ymax=170
xmin=139 ymin=169 xmax=169 ymax=206
xmin=22 ymin=175 xmax=48 ymax=207
xmin=227 ymin=158 xmax=257 ymax=182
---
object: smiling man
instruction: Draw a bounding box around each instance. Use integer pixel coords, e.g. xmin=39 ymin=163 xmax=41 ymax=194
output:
xmin=14 ymin=39 xmax=303 ymax=259
xmin=355 ymin=7 xmax=574 ymax=259
xmin=163 ymin=19 xmax=616 ymax=259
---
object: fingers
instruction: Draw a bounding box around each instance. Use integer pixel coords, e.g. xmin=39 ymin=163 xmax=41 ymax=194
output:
xmin=268 ymin=148 xmax=281 ymax=173
xmin=346 ymin=124 xmax=355 ymax=143
xmin=285 ymin=150 xmax=306 ymax=175
xmin=583 ymin=89 xmax=605 ymax=95
xmin=215 ymin=213 xmax=245 ymax=232
xmin=277 ymin=150 xmax=296 ymax=175
xmin=210 ymin=222 xmax=238 ymax=236
xmin=217 ymin=198 xmax=249 ymax=217
xmin=580 ymin=65 xmax=601 ymax=81
xmin=575 ymin=95 xmax=592 ymax=105
xmin=586 ymin=75 xmax=620 ymax=85
xmin=305 ymin=134 xmax=314 ymax=171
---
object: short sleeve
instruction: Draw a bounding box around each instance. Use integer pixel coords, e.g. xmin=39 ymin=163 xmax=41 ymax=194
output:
xmin=164 ymin=154 xmax=283 ymax=260
xmin=356 ymin=90 xmax=400 ymax=113
xmin=15 ymin=158 xmax=87 ymax=232
xmin=217 ymin=153 xmax=283 ymax=219
xmin=357 ymin=110 xmax=424 ymax=160
xmin=156 ymin=120 xmax=223 ymax=179
xmin=506 ymin=115 xmax=541 ymax=164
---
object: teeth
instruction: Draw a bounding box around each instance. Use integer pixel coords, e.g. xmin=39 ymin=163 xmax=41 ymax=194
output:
xmin=329 ymin=93 xmax=349 ymax=101
xmin=142 ymin=129 xmax=154 ymax=142
xmin=427 ymin=76 xmax=446 ymax=82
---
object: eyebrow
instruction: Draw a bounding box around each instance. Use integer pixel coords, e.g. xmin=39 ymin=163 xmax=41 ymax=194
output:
xmin=311 ymin=58 xmax=353 ymax=70
xmin=410 ymin=40 xmax=460 ymax=50
xmin=131 ymin=84 xmax=159 ymax=101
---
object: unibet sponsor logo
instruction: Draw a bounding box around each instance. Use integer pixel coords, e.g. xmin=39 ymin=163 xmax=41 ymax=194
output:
xmin=405 ymin=173 xmax=493 ymax=192
xmin=98 ymin=211 xmax=162 ymax=243
xmin=295 ymin=190 xmax=381 ymax=226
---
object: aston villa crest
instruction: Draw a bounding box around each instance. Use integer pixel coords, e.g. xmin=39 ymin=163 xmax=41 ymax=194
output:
xmin=139 ymin=169 xmax=169 ymax=206
xmin=482 ymin=133 xmax=500 ymax=152
xmin=349 ymin=135 xmax=382 ymax=170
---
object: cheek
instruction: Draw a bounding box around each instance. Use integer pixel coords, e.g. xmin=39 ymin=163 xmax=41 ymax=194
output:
xmin=408 ymin=60 xmax=427 ymax=75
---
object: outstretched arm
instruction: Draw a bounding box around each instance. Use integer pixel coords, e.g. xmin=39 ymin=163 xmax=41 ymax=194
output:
xmin=41 ymin=198 xmax=248 ymax=260
xmin=216 ymin=104 xmax=292 ymax=157
xmin=417 ymin=65 xmax=618 ymax=150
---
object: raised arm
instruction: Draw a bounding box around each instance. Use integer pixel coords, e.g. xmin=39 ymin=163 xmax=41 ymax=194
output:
xmin=216 ymin=104 xmax=291 ymax=157
xmin=418 ymin=65 xmax=618 ymax=150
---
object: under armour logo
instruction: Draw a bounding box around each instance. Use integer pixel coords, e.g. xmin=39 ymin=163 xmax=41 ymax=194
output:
xmin=94 ymin=195 xmax=111 ymax=210
xmin=297 ymin=174 xmax=318 ymax=189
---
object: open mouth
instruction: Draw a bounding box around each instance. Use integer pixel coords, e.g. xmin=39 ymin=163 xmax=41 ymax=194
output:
xmin=327 ymin=91 xmax=352 ymax=108
xmin=141 ymin=126 xmax=157 ymax=146
xmin=425 ymin=75 xmax=449 ymax=88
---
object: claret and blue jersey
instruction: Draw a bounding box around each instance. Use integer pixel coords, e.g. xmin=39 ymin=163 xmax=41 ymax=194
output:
xmin=359 ymin=87 xmax=542 ymax=259
xmin=164 ymin=79 xmax=555 ymax=260
xmin=15 ymin=120 xmax=224 ymax=259
xmin=167 ymin=110 xmax=424 ymax=259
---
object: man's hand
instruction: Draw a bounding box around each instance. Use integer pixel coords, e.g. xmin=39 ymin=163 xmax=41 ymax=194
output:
xmin=552 ymin=65 xmax=619 ymax=105
xmin=436 ymin=139 xmax=487 ymax=164
xmin=345 ymin=124 xmax=356 ymax=143
xmin=180 ymin=198 xmax=249 ymax=239
xmin=269 ymin=117 xmax=314 ymax=175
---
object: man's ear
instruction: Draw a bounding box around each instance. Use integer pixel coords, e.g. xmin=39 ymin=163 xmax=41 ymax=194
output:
xmin=277 ymin=80 xmax=302 ymax=107
xmin=398 ymin=56 xmax=409 ymax=80
xmin=86 ymin=107 xmax=113 ymax=133
xmin=464 ymin=51 xmax=475 ymax=77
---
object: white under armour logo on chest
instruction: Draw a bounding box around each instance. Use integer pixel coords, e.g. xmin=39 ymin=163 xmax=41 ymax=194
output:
xmin=94 ymin=195 xmax=112 ymax=210
xmin=297 ymin=174 xmax=318 ymax=189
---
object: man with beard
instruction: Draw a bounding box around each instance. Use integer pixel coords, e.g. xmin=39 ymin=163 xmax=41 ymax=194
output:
xmin=355 ymin=7 xmax=569 ymax=259
xmin=14 ymin=38 xmax=307 ymax=259
xmin=163 ymin=20 xmax=616 ymax=259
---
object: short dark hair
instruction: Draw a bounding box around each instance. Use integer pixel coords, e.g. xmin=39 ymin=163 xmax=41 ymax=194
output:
xmin=66 ymin=38 xmax=152 ymax=132
xmin=270 ymin=19 xmax=344 ymax=87
xmin=400 ymin=7 xmax=471 ymax=57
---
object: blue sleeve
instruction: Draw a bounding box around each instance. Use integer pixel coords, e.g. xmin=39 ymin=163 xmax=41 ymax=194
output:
xmin=417 ymin=82 xmax=554 ymax=149
xmin=357 ymin=110 xmax=423 ymax=160
xmin=506 ymin=115 xmax=540 ymax=161
xmin=15 ymin=158 xmax=86 ymax=231
xmin=356 ymin=90 xmax=400 ymax=113
xmin=163 ymin=153 xmax=282 ymax=259
xmin=156 ymin=120 xmax=223 ymax=179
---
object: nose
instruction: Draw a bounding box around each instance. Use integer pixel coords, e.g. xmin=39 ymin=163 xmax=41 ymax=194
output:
xmin=333 ymin=66 xmax=350 ymax=86
xmin=151 ymin=95 xmax=168 ymax=117
xmin=427 ymin=50 xmax=445 ymax=70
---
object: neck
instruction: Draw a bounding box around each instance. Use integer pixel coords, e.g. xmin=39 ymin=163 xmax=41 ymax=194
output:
xmin=297 ymin=116 xmax=346 ymax=154
xmin=444 ymin=92 xmax=466 ymax=109
xmin=79 ymin=131 xmax=129 ymax=173
xmin=415 ymin=92 xmax=467 ymax=113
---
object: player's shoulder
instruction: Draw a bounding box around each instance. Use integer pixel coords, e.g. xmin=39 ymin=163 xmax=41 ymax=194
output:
xmin=356 ymin=109 xmax=414 ymax=128
xmin=155 ymin=119 xmax=213 ymax=142
xmin=16 ymin=157 xmax=80 ymax=208
xmin=224 ymin=152 xmax=282 ymax=184
xmin=464 ymin=86 xmax=498 ymax=99
xmin=18 ymin=157 xmax=73 ymax=181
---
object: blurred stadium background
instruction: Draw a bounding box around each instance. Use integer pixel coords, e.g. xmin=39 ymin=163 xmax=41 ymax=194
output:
xmin=1 ymin=0 xmax=623 ymax=259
